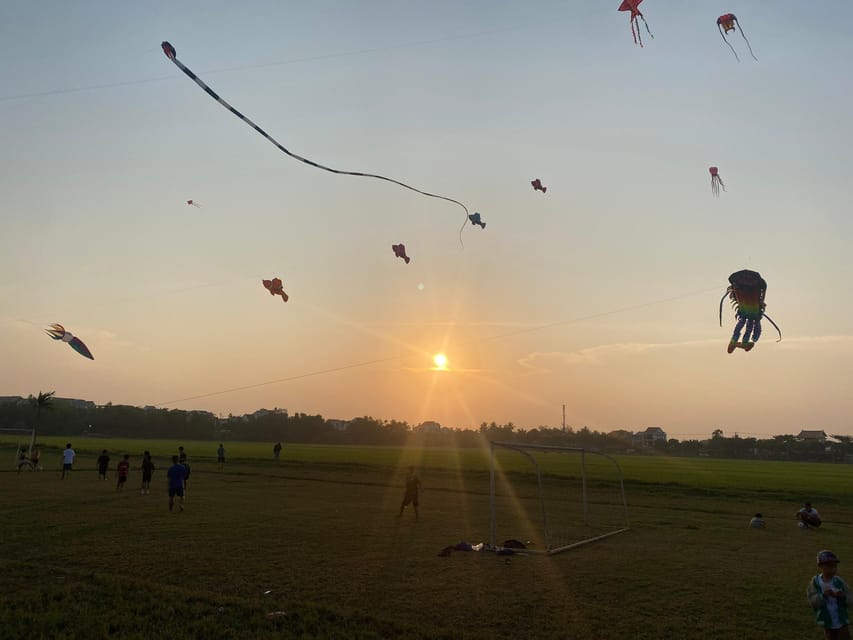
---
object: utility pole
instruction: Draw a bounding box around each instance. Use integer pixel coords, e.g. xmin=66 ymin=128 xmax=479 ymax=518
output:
xmin=562 ymin=404 xmax=566 ymax=432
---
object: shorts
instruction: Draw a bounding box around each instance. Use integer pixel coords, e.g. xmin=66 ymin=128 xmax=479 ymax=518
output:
xmin=218 ymin=456 xmax=225 ymax=463
xmin=98 ymin=467 xmax=108 ymax=475
xmin=117 ymin=475 xmax=127 ymax=484
xmin=169 ymin=487 xmax=185 ymax=497
xmin=63 ymin=463 xmax=73 ymax=471
xmin=142 ymin=473 xmax=152 ymax=482
xmin=402 ymin=491 xmax=419 ymax=507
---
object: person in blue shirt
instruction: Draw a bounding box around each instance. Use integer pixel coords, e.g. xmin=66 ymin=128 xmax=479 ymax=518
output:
xmin=167 ymin=455 xmax=185 ymax=513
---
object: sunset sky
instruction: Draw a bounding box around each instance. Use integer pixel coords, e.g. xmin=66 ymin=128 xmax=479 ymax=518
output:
xmin=2 ymin=1 xmax=852 ymax=438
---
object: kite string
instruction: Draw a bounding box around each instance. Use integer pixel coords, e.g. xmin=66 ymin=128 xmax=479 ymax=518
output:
xmin=164 ymin=46 xmax=470 ymax=243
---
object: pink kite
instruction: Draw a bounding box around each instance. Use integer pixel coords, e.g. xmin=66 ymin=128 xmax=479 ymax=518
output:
xmin=709 ymin=167 xmax=726 ymax=197
xmin=262 ymin=278 xmax=288 ymax=302
xmin=392 ymin=244 xmax=410 ymax=264
xmin=618 ymin=0 xmax=653 ymax=47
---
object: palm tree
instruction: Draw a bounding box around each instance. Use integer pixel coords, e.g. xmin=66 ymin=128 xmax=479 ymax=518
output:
xmin=28 ymin=390 xmax=55 ymax=429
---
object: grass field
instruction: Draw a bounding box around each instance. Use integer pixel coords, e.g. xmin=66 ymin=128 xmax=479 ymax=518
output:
xmin=2 ymin=437 xmax=852 ymax=639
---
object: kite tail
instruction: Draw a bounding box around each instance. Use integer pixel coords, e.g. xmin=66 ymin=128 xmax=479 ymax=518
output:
xmin=458 ymin=217 xmax=467 ymax=248
xmin=638 ymin=14 xmax=654 ymax=40
xmin=719 ymin=292 xmax=729 ymax=326
xmin=763 ymin=313 xmax=782 ymax=342
xmin=738 ymin=26 xmax=758 ymax=61
xmin=630 ymin=18 xmax=640 ymax=47
xmin=719 ymin=27 xmax=740 ymax=62
xmin=162 ymin=42 xmax=471 ymax=244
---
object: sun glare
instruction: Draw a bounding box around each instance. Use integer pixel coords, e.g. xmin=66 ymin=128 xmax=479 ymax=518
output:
xmin=432 ymin=353 xmax=448 ymax=370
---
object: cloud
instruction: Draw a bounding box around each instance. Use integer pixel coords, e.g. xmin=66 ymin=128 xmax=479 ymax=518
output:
xmin=518 ymin=335 xmax=853 ymax=373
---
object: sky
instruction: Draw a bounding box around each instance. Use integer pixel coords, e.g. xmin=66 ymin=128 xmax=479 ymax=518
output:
xmin=1 ymin=1 xmax=852 ymax=438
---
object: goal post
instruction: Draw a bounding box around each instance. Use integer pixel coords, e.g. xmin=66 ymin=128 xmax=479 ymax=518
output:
xmin=0 ymin=428 xmax=36 ymax=467
xmin=489 ymin=441 xmax=629 ymax=554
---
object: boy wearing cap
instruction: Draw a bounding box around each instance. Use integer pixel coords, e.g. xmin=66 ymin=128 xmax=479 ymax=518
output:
xmin=807 ymin=550 xmax=850 ymax=639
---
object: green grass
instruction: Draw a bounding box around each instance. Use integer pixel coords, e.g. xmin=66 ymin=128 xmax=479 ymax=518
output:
xmin=2 ymin=438 xmax=852 ymax=638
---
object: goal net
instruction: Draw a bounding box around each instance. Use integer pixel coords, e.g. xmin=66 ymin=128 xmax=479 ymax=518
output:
xmin=489 ymin=441 xmax=629 ymax=554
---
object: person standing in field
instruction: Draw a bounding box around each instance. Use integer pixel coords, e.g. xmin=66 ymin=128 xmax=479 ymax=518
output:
xmin=141 ymin=451 xmax=155 ymax=495
xmin=96 ymin=449 xmax=110 ymax=480
xmin=798 ymin=502 xmax=823 ymax=529
xmin=217 ymin=443 xmax=225 ymax=469
xmin=116 ymin=454 xmax=130 ymax=491
xmin=177 ymin=446 xmax=190 ymax=495
xmin=167 ymin=455 xmax=185 ymax=512
xmin=398 ymin=466 xmax=421 ymax=522
xmin=807 ymin=550 xmax=850 ymax=639
xmin=273 ymin=442 xmax=282 ymax=461
xmin=61 ymin=443 xmax=75 ymax=479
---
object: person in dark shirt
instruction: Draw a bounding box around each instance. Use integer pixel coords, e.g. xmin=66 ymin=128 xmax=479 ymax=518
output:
xmin=398 ymin=466 xmax=422 ymax=522
xmin=116 ymin=454 xmax=130 ymax=491
xmin=141 ymin=451 xmax=155 ymax=495
xmin=96 ymin=450 xmax=110 ymax=480
xmin=167 ymin=455 xmax=185 ymax=512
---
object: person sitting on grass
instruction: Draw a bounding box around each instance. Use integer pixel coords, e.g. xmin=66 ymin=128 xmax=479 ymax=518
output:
xmin=749 ymin=513 xmax=765 ymax=529
xmin=798 ymin=502 xmax=822 ymax=529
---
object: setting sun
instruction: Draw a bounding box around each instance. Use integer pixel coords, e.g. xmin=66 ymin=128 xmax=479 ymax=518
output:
xmin=432 ymin=353 xmax=448 ymax=370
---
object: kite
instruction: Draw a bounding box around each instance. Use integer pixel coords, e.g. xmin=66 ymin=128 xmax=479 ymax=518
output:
xmin=717 ymin=14 xmax=757 ymax=62
xmin=468 ymin=213 xmax=486 ymax=229
xmin=709 ymin=167 xmax=726 ymax=197
xmin=719 ymin=270 xmax=781 ymax=353
xmin=392 ymin=243 xmax=411 ymax=264
xmin=45 ymin=323 xmax=94 ymax=360
xmin=531 ymin=179 xmax=547 ymax=193
xmin=618 ymin=0 xmax=653 ymax=47
xmin=262 ymin=278 xmax=288 ymax=302
xmin=187 ymin=200 xmax=201 ymax=207
xmin=161 ymin=41 xmax=477 ymax=247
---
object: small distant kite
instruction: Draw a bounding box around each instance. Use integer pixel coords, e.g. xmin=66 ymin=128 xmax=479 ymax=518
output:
xmin=618 ymin=0 xmax=653 ymax=47
xmin=717 ymin=14 xmax=757 ymax=62
xmin=709 ymin=167 xmax=726 ymax=197
xmin=531 ymin=179 xmax=547 ymax=193
xmin=392 ymin=243 xmax=411 ymax=264
xmin=187 ymin=200 xmax=201 ymax=208
xmin=262 ymin=278 xmax=288 ymax=302
xmin=162 ymin=41 xmax=479 ymax=247
xmin=45 ymin=323 xmax=94 ymax=360
xmin=719 ymin=270 xmax=781 ymax=353
xmin=468 ymin=213 xmax=486 ymax=229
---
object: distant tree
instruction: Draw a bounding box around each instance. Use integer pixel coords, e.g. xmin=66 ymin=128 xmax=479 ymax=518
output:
xmin=28 ymin=390 xmax=55 ymax=429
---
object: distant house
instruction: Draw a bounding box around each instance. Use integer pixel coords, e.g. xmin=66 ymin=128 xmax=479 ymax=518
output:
xmin=55 ymin=397 xmax=96 ymax=409
xmin=326 ymin=419 xmax=350 ymax=432
xmin=414 ymin=421 xmax=441 ymax=433
xmin=251 ymin=408 xmax=287 ymax=419
xmin=633 ymin=427 xmax=667 ymax=448
xmin=0 ymin=396 xmax=24 ymax=405
xmin=797 ymin=430 xmax=827 ymax=443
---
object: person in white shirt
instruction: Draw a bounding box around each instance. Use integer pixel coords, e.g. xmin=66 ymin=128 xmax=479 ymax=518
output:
xmin=797 ymin=502 xmax=822 ymax=528
xmin=807 ymin=550 xmax=850 ymax=639
xmin=61 ymin=443 xmax=75 ymax=480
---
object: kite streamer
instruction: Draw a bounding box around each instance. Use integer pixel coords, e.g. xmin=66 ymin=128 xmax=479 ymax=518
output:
xmin=161 ymin=41 xmax=475 ymax=246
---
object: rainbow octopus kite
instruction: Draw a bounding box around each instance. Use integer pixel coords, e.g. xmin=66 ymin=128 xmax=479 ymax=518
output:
xmin=392 ymin=244 xmax=410 ymax=264
xmin=45 ymin=323 xmax=94 ymax=360
xmin=719 ymin=270 xmax=781 ymax=353
xmin=262 ymin=278 xmax=288 ymax=302
xmin=717 ymin=14 xmax=757 ymax=62
xmin=709 ymin=167 xmax=725 ymax=197
xmin=161 ymin=41 xmax=479 ymax=247
xmin=618 ymin=0 xmax=653 ymax=47
xmin=531 ymin=179 xmax=547 ymax=193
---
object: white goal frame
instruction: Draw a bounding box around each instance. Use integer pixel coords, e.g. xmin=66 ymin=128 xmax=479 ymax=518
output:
xmin=0 ymin=428 xmax=37 ymax=467
xmin=489 ymin=441 xmax=630 ymax=554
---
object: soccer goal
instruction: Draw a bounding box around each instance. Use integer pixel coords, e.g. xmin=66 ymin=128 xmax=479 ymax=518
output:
xmin=0 ymin=428 xmax=36 ymax=468
xmin=489 ymin=441 xmax=629 ymax=554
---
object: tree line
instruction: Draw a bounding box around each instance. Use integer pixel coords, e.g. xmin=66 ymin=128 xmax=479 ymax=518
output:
xmin=0 ymin=393 xmax=850 ymax=463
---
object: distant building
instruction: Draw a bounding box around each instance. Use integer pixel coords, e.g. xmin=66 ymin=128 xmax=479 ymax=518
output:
xmin=797 ymin=430 xmax=827 ymax=443
xmin=634 ymin=426 xmax=667 ymax=448
xmin=0 ymin=396 xmax=24 ymax=405
xmin=327 ymin=419 xmax=350 ymax=431
xmin=415 ymin=421 xmax=441 ymax=433
xmin=55 ymin=397 xmax=96 ymax=409
xmin=250 ymin=408 xmax=287 ymax=419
